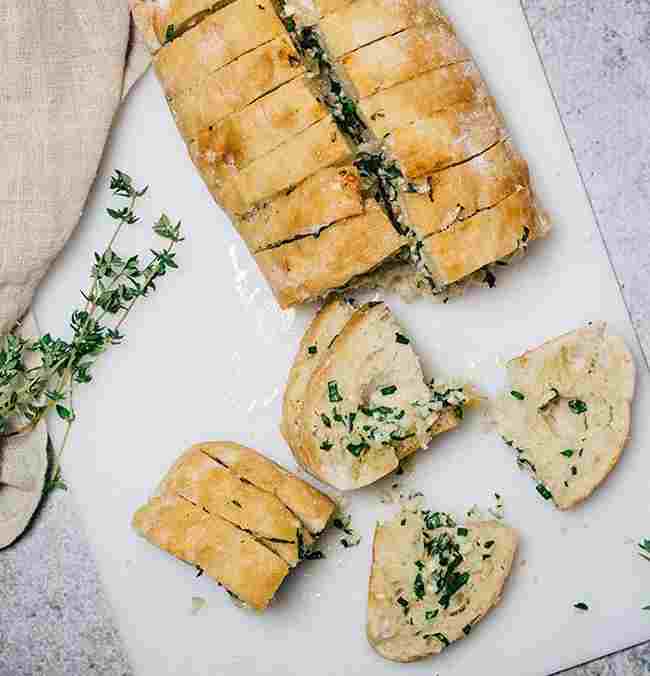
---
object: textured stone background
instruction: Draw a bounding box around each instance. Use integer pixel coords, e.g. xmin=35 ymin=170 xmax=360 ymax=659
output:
xmin=1 ymin=2 xmax=649 ymax=674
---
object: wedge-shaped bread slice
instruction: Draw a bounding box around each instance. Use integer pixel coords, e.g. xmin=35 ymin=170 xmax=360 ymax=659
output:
xmin=341 ymin=22 xmax=470 ymax=99
xmin=319 ymin=0 xmax=442 ymax=59
xmin=368 ymin=507 xmax=518 ymax=662
xmin=170 ymin=36 xmax=304 ymax=141
xmin=133 ymin=494 xmax=290 ymax=610
xmin=133 ymin=442 xmax=335 ymax=609
xmin=419 ymin=187 xmax=539 ymax=287
xmin=282 ymin=297 xmax=355 ymax=450
xmin=256 ymin=203 xmax=405 ymax=308
xmin=153 ymin=0 xmax=285 ymax=99
xmin=360 ymin=62 xmax=487 ymax=137
xmin=196 ymin=116 xmax=351 ymax=217
xmin=237 ymin=166 xmax=364 ymax=252
xmin=404 ymin=139 xmax=529 ymax=237
xmin=286 ymin=302 xmax=466 ymax=489
xmin=494 ymin=323 xmax=636 ymax=510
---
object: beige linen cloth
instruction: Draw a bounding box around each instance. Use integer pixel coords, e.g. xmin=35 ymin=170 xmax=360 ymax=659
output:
xmin=0 ymin=1 xmax=149 ymax=547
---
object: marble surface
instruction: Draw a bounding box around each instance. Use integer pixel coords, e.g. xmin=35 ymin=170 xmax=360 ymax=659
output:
xmin=0 ymin=1 xmax=648 ymax=674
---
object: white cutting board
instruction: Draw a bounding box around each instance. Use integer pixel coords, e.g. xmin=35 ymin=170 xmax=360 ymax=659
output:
xmin=34 ymin=1 xmax=649 ymax=674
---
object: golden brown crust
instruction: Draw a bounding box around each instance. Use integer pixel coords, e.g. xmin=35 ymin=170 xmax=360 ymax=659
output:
xmin=237 ymin=166 xmax=365 ymax=252
xmin=361 ymin=62 xmax=486 ymax=137
xmin=341 ymin=22 xmax=470 ymax=99
xmin=405 ymin=139 xmax=530 ymax=238
xmin=189 ymin=76 xmax=327 ymax=178
xmin=319 ymin=0 xmax=443 ymax=59
xmin=132 ymin=494 xmax=290 ymax=610
xmin=195 ymin=116 xmax=351 ymax=217
xmin=153 ymin=0 xmax=285 ymax=99
xmin=170 ymin=36 xmax=304 ymax=141
xmin=383 ymin=98 xmax=506 ymax=179
xmin=195 ymin=441 xmax=336 ymax=533
xmin=255 ymin=204 xmax=405 ymax=308
xmin=421 ymin=187 xmax=536 ymax=286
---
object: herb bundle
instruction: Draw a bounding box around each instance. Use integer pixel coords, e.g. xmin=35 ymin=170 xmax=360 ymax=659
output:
xmin=0 ymin=171 xmax=184 ymax=495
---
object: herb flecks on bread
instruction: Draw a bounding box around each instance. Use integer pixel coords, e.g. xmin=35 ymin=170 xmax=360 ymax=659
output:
xmin=367 ymin=504 xmax=518 ymax=662
xmin=494 ymin=323 xmax=636 ymax=510
xmin=132 ymin=442 xmax=336 ymax=610
xmin=282 ymin=299 xmax=469 ymax=490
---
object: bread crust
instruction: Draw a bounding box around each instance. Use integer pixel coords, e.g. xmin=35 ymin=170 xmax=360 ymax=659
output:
xmin=341 ymin=22 xmax=470 ymax=99
xmin=367 ymin=512 xmax=518 ymax=662
xmin=385 ymin=98 xmax=507 ymax=179
xmin=255 ymin=204 xmax=404 ymax=308
xmin=153 ymin=0 xmax=284 ymax=100
xmin=404 ymin=139 xmax=529 ymax=238
xmin=495 ymin=324 xmax=636 ymax=510
xmin=170 ymin=36 xmax=304 ymax=141
xmin=237 ymin=166 xmax=365 ymax=252
xmin=195 ymin=116 xmax=351 ymax=217
xmin=133 ymin=494 xmax=290 ymax=610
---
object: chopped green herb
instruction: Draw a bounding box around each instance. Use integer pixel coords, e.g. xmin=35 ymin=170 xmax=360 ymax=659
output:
xmin=462 ymin=624 xmax=472 ymax=636
xmin=381 ymin=385 xmax=398 ymax=396
xmin=568 ymin=399 xmax=588 ymax=415
xmin=165 ymin=24 xmax=176 ymax=42
xmin=332 ymin=407 xmax=343 ymax=423
xmin=415 ymin=560 xmax=424 ymax=570
xmin=346 ymin=440 xmax=369 ymax=457
xmin=510 ymin=390 xmax=525 ymax=401
xmin=574 ymin=602 xmax=589 ymax=611
xmin=395 ymin=333 xmax=410 ymax=345
xmin=320 ymin=440 xmax=333 ymax=451
xmin=328 ymin=381 xmax=343 ymax=402
xmin=284 ymin=16 xmax=296 ymax=32
xmin=397 ymin=596 xmax=410 ymax=615
xmin=457 ymin=527 xmax=469 ymax=537
xmin=639 ymin=539 xmax=650 ymax=561
xmin=433 ymin=633 xmax=450 ymax=647
xmin=414 ymin=572 xmax=425 ymax=600
xmin=304 ymin=550 xmax=325 ymax=560
xmin=439 ymin=571 xmax=469 ymax=609
xmin=571 ymin=466 xmax=578 ymax=476
xmin=308 ymin=345 xmax=318 ymax=355
xmin=401 ymin=518 xmax=407 ymax=526
xmin=536 ymin=484 xmax=553 ymax=501
xmin=484 ymin=540 xmax=495 ymax=549
xmin=321 ymin=413 xmax=332 ymax=428
xmin=561 ymin=449 xmax=575 ymax=458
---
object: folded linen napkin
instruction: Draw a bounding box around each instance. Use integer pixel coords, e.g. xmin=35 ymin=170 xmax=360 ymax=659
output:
xmin=0 ymin=1 xmax=148 ymax=547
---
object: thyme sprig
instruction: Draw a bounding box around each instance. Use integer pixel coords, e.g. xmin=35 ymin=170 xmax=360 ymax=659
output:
xmin=0 ymin=170 xmax=184 ymax=494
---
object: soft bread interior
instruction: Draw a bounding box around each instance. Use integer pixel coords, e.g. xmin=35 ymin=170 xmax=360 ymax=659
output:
xmin=494 ymin=323 xmax=636 ymax=509
xmin=368 ymin=508 xmax=518 ymax=662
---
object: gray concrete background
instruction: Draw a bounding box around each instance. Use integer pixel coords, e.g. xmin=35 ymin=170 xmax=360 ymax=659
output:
xmin=1 ymin=1 xmax=649 ymax=674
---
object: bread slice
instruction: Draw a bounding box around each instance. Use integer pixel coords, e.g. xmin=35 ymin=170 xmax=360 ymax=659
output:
xmin=368 ymin=508 xmax=518 ymax=662
xmin=133 ymin=442 xmax=336 ymax=609
xmin=284 ymin=301 xmax=466 ymax=489
xmin=494 ymin=323 xmax=636 ymax=510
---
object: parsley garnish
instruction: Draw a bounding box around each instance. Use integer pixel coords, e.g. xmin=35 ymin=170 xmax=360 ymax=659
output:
xmin=568 ymin=399 xmax=588 ymax=414
xmin=328 ymin=381 xmax=343 ymax=402
xmin=397 ymin=596 xmax=410 ymax=615
xmin=321 ymin=413 xmax=331 ymax=428
xmin=320 ymin=440 xmax=333 ymax=451
xmin=561 ymin=449 xmax=575 ymax=458
xmin=571 ymin=466 xmax=578 ymax=476
xmin=164 ymin=24 xmax=176 ymax=42
xmin=457 ymin=527 xmax=469 ymax=537
xmin=414 ymin=572 xmax=425 ymax=600
xmin=574 ymin=602 xmax=589 ymax=611
xmin=639 ymin=539 xmax=650 ymax=561
xmin=511 ymin=390 xmax=525 ymax=401
xmin=462 ymin=624 xmax=472 ymax=636
xmin=308 ymin=345 xmax=317 ymax=355
xmin=484 ymin=540 xmax=495 ymax=549
xmin=346 ymin=440 xmax=369 ymax=457
xmin=425 ymin=610 xmax=438 ymax=621
xmin=381 ymin=385 xmax=398 ymax=396
xmin=432 ymin=633 xmax=450 ymax=647
xmin=284 ymin=16 xmax=296 ymax=32
xmin=536 ymin=484 xmax=553 ymax=501
xmin=395 ymin=333 xmax=410 ymax=345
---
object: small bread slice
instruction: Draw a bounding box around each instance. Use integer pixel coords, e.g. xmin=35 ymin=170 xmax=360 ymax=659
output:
xmin=288 ymin=302 xmax=465 ymax=489
xmin=368 ymin=508 xmax=518 ymax=662
xmin=133 ymin=494 xmax=290 ymax=610
xmin=419 ymin=187 xmax=539 ymax=287
xmin=341 ymin=22 xmax=470 ymax=99
xmin=237 ymin=166 xmax=365 ymax=252
xmin=153 ymin=0 xmax=285 ymax=99
xmin=170 ymin=36 xmax=304 ymax=141
xmin=494 ymin=323 xmax=636 ymax=510
xmin=255 ymin=203 xmax=405 ymax=308
xmin=133 ymin=443 xmax=335 ymax=608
